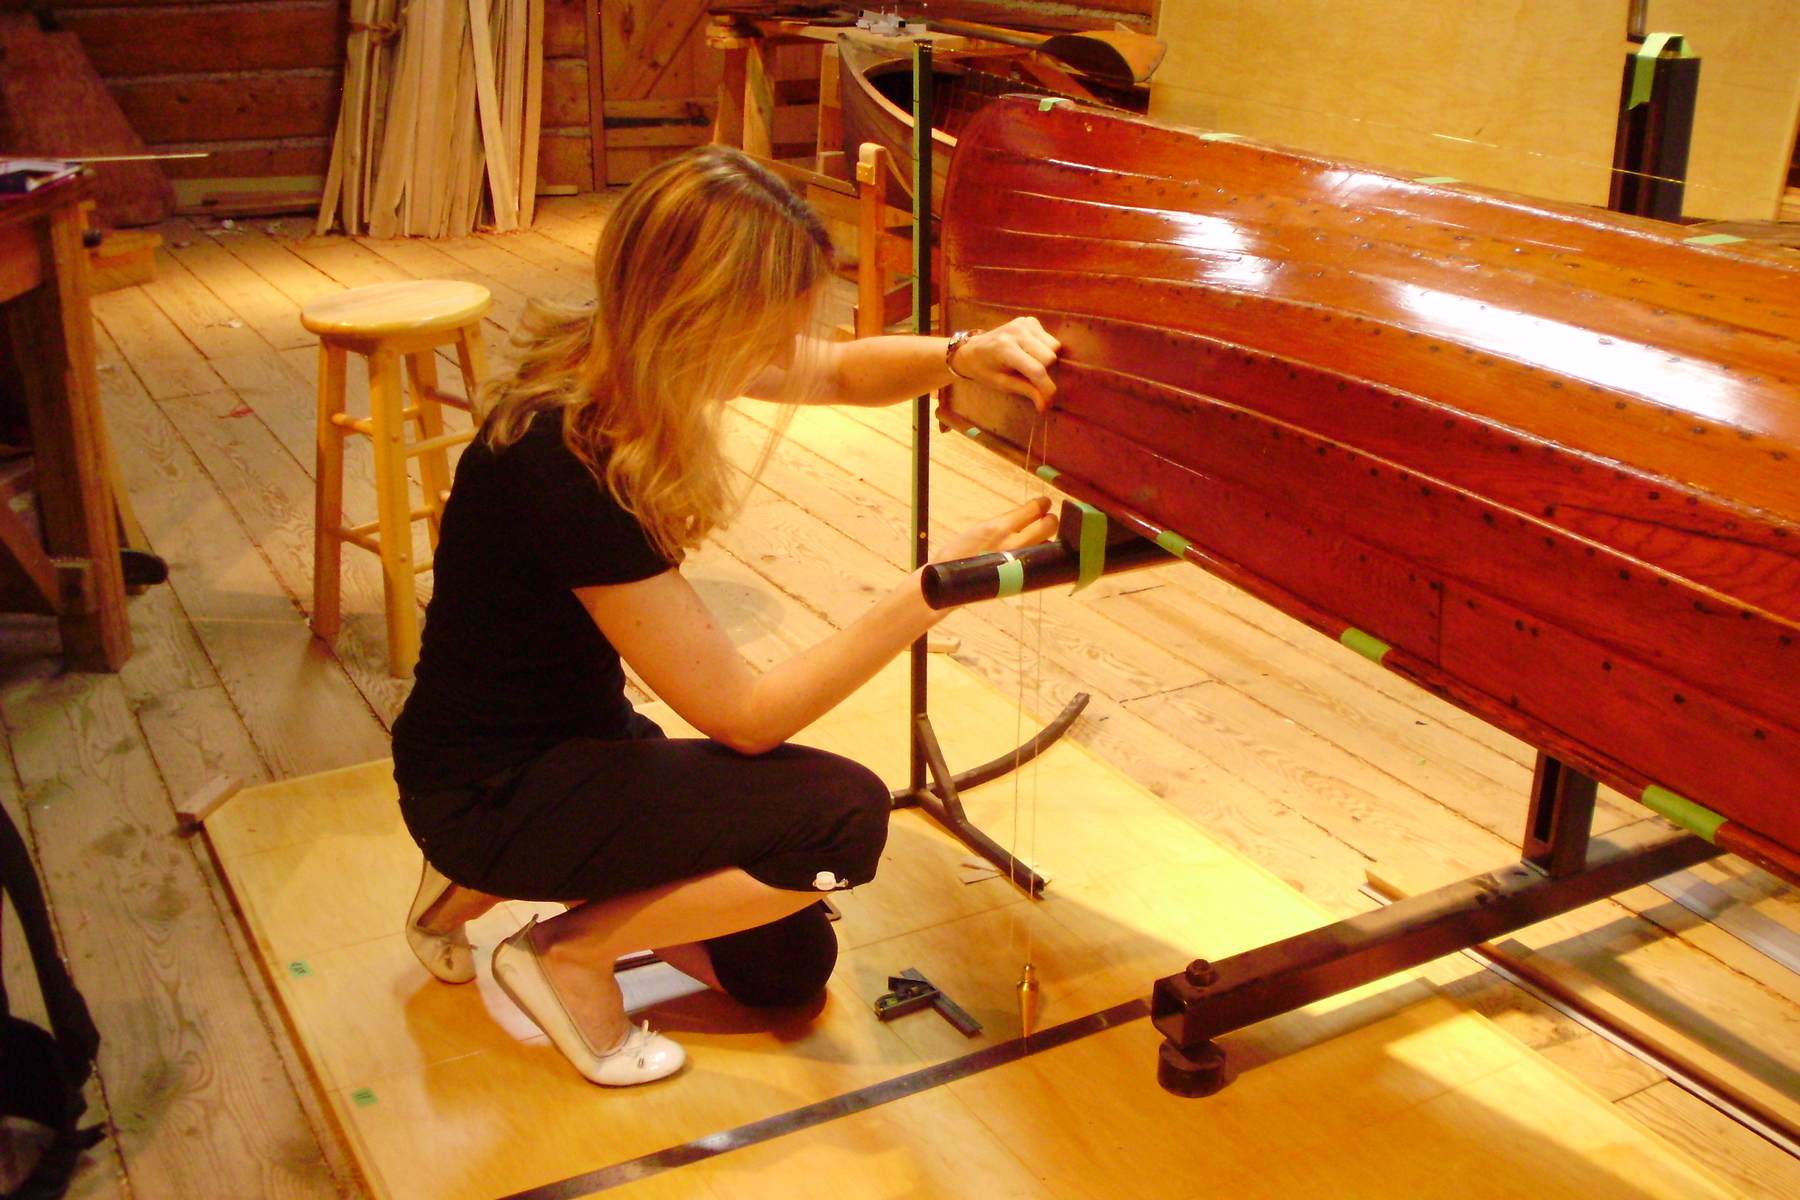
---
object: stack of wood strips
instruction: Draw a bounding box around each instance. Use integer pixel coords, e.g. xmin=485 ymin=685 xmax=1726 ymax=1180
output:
xmin=317 ymin=0 xmax=544 ymax=237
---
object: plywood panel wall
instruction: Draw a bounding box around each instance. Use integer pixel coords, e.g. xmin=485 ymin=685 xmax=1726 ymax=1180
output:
xmin=1151 ymin=0 xmax=1800 ymax=218
xmin=1151 ymin=0 xmax=1620 ymax=206
xmin=1647 ymin=0 xmax=1800 ymax=219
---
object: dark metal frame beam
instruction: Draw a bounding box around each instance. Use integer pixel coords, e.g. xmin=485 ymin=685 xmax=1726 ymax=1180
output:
xmin=1152 ymin=755 xmax=1724 ymax=1097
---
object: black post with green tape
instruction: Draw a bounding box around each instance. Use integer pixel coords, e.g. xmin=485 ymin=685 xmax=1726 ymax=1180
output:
xmin=908 ymin=40 xmax=933 ymax=795
xmin=921 ymin=500 xmax=1175 ymax=609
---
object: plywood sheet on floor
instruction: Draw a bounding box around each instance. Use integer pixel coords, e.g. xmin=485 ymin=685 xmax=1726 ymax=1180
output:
xmin=205 ymin=658 xmax=1740 ymax=1200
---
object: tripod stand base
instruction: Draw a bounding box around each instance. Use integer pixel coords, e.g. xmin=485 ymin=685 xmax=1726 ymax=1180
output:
xmin=890 ymin=693 xmax=1089 ymax=897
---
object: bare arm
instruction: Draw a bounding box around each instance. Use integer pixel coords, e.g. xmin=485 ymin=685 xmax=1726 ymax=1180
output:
xmin=577 ymin=498 xmax=1055 ymax=754
xmin=744 ymin=317 xmax=1062 ymax=411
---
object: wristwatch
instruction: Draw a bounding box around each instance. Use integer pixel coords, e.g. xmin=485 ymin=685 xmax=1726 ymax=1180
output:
xmin=945 ymin=329 xmax=980 ymax=380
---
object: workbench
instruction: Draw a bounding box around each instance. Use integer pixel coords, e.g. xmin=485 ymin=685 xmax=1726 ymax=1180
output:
xmin=0 ymin=174 xmax=131 ymax=671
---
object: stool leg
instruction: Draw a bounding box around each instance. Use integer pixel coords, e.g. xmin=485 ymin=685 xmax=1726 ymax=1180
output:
xmin=370 ymin=350 xmax=421 ymax=678
xmin=453 ymin=322 xmax=488 ymax=421
xmin=312 ymin=343 xmax=347 ymax=641
xmin=405 ymin=351 xmax=452 ymax=548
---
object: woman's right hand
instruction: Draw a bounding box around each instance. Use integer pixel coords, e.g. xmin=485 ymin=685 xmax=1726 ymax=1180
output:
xmin=931 ymin=497 xmax=1059 ymax=565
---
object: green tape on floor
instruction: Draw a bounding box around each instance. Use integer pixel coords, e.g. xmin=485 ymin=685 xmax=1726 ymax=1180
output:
xmin=1035 ymin=464 xmax=1061 ymax=482
xmin=1339 ymin=627 xmax=1392 ymax=664
xmin=288 ymin=961 xmax=311 ymax=978
xmin=1641 ymin=785 xmax=1725 ymax=842
xmin=1072 ymin=501 xmax=1107 ymax=593
xmin=962 ymin=426 xmax=981 ymax=439
xmin=1683 ymin=233 xmax=1745 ymax=246
xmin=1199 ymin=131 xmax=1243 ymax=142
xmin=1154 ymin=529 xmax=1191 ymax=556
xmin=995 ymin=556 xmax=1024 ymax=598
xmin=1415 ymin=175 xmax=1460 ymax=184
xmin=351 ymin=1088 xmax=377 ymax=1108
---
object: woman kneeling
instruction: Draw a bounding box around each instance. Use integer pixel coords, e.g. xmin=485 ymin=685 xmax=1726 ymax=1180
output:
xmin=393 ymin=145 xmax=1061 ymax=1086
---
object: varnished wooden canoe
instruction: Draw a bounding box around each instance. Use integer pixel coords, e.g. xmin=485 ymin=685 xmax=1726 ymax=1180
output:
xmin=838 ymin=39 xmax=1031 ymax=211
xmin=837 ymin=38 xmax=1144 ymax=212
xmin=940 ymin=97 xmax=1800 ymax=881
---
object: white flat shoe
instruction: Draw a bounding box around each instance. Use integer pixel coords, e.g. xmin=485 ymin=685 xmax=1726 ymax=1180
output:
xmin=490 ymin=917 xmax=685 ymax=1087
xmin=406 ymin=859 xmax=475 ymax=984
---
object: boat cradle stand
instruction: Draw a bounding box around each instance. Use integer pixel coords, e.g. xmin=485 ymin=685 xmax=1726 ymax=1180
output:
xmin=1151 ymin=754 xmax=1723 ymax=1096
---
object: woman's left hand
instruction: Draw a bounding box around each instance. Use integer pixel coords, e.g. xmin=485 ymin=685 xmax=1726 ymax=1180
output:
xmin=951 ymin=317 xmax=1062 ymax=412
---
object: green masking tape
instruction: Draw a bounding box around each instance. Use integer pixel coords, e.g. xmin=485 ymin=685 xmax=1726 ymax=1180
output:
xmin=1415 ymin=176 xmax=1459 ymax=185
xmin=1199 ymin=131 xmax=1243 ymax=142
xmin=1035 ymin=464 xmax=1062 ymax=482
xmin=1154 ymin=529 xmax=1191 ymax=556
xmin=1683 ymin=232 xmax=1745 ymax=246
xmin=962 ymin=426 xmax=981 ymax=439
xmin=995 ymin=555 xmax=1025 ymax=598
xmin=350 ymin=1088 xmax=378 ymax=1108
xmin=1641 ymin=785 xmax=1725 ymax=842
xmin=1338 ymin=627 xmax=1392 ymax=664
xmin=1037 ymin=97 xmax=1071 ymax=112
xmin=1629 ymin=33 xmax=1692 ymax=109
xmin=1071 ymin=500 xmax=1107 ymax=593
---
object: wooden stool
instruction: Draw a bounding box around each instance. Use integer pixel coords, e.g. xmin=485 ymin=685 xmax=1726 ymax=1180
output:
xmin=302 ymin=280 xmax=492 ymax=678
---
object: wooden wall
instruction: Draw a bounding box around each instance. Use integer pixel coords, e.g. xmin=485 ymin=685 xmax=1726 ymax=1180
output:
xmin=1150 ymin=0 xmax=1800 ymax=219
xmin=539 ymin=0 xmax=823 ymax=189
xmin=50 ymin=0 xmax=344 ymax=213
xmin=44 ymin=0 xmax=814 ymax=218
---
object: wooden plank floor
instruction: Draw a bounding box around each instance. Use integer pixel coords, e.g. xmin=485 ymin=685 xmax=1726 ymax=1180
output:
xmin=0 ymin=195 xmax=1792 ymax=1197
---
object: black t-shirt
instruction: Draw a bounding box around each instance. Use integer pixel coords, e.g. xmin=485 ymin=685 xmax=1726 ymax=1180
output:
xmin=392 ymin=414 xmax=674 ymax=793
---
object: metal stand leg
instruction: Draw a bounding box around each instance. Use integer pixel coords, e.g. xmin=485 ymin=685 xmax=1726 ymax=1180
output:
xmin=892 ymin=703 xmax=1088 ymax=898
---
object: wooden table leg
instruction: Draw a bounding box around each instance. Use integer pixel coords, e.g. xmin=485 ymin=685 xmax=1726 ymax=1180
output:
xmin=7 ymin=202 xmax=129 ymax=671
xmin=816 ymin=44 xmax=845 ymax=179
xmin=744 ymin=39 xmax=775 ymax=159
xmin=856 ymin=143 xmax=890 ymax=339
xmin=714 ymin=46 xmax=748 ymax=148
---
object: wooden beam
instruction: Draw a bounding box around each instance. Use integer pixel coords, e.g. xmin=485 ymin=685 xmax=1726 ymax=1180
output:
xmin=585 ymin=0 xmax=607 ymax=187
xmin=519 ymin=0 xmax=545 ymax=223
xmin=816 ymin=44 xmax=844 ymax=178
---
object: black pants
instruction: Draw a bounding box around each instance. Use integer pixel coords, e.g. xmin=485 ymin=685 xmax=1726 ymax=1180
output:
xmin=400 ymin=720 xmax=890 ymax=1008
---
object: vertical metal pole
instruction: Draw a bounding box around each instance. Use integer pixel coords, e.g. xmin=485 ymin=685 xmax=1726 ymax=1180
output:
xmin=908 ymin=41 xmax=934 ymax=794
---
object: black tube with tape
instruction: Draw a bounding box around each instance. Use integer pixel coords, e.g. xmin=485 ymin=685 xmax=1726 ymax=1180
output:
xmin=920 ymin=502 xmax=1173 ymax=610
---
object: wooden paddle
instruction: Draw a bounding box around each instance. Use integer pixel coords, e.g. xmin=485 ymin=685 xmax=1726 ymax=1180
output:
xmin=926 ymin=18 xmax=1165 ymax=85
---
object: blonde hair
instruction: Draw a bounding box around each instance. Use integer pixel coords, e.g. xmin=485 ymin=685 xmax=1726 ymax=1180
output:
xmin=483 ymin=145 xmax=834 ymax=559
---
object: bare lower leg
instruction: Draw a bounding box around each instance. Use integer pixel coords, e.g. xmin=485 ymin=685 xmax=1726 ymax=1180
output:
xmin=654 ymin=942 xmax=722 ymax=991
xmin=419 ymin=884 xmax=504 ymax=933
xmin=532 ymin=868 xmax=817 ymax=1049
